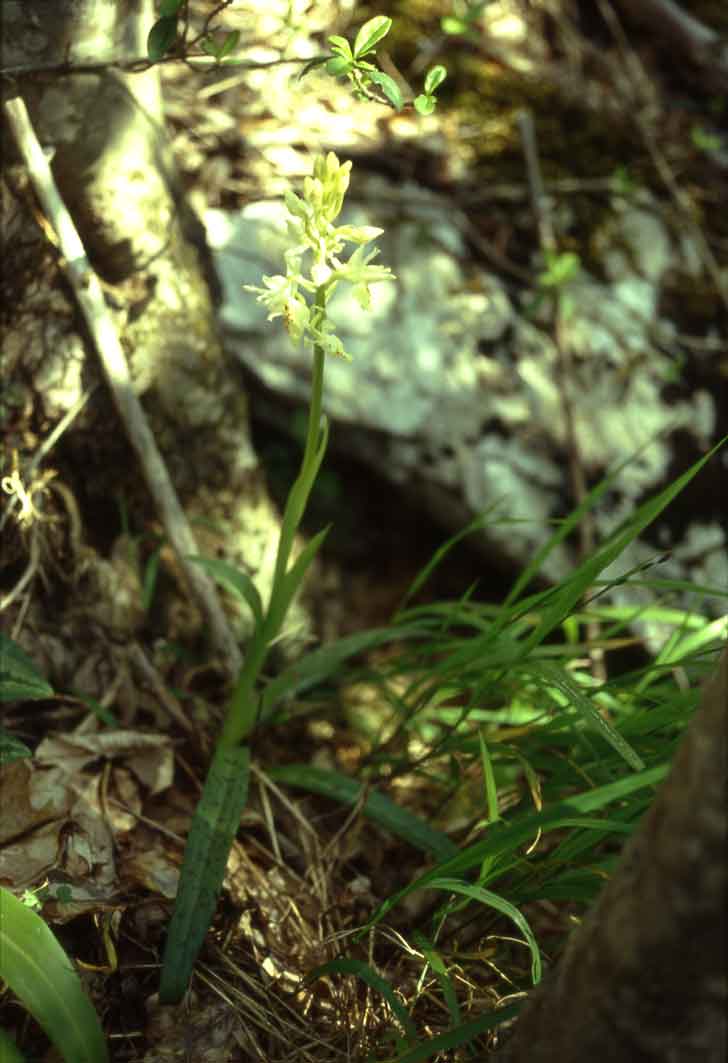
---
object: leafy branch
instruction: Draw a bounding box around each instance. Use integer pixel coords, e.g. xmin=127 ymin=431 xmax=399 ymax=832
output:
xmin=148 ymin=8 xmax=447 ymax=114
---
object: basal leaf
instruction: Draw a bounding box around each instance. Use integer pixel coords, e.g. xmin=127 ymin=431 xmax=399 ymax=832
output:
xmin=159 ymin=744 xmax=251 ymax=1003
xmin=0 ymin=634 xmax=53 ymax=702
xmin=0 ymin=887 xmax=108 ymax=1062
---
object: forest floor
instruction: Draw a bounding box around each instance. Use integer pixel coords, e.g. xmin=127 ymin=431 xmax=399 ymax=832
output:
xmin=2 ymin=2 xmax=727 ymax=1061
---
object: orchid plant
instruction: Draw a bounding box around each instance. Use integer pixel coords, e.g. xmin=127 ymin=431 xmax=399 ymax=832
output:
xmin=246 ymin=151 xmax=393 ymax=359
xmin=159 ymin=152 xmax=395 ymax=1003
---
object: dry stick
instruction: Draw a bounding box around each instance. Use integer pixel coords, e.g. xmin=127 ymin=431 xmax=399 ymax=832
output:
xmin=0 ymin=53 xmax=306 ymax=79
xmin=0 ymin=527 xmax=40 ymax=614
xmin=596 ymin=0 xmax=728 ymax=313
xmin=517 ymin=110 xmax=555 ymax=256
xmin=516 ymin=109 xmax=604 ymax=679
xmin=128 ymin=642 xmax=196 ymax=736
xmin=610 ymin=0 xmax=728 ymax=86
xmin=3 ymin=95 xmax=242 ymax=674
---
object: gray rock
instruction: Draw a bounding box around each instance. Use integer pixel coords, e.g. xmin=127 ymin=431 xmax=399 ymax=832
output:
xmin=207 ymin=182 xmax=723 ymax=641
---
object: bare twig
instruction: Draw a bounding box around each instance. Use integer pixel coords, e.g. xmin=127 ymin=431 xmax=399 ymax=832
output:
xmin=0 ymin=525 xmax=41 ymax=613
xmin=0 ymin=53 xmax=312 ymax=79
xmin=610 ymin=0 xmax=728 ymax=87
xmin=596 ymin=0 xmax=728 ymax=312
xmin=516 ymin=109 xmax=604 ymax=679
xmin=3 ymin=94 xmax=242 ymax=674
xmin=516 ymin=110 xmax=555 ymax=255
xmin=128 ymin=642 xmax=196 ymax=736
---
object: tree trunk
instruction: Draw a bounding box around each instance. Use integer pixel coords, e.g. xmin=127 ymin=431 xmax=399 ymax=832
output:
xmin=2 ymin=1 xmax=299 ymax=684
xmin=491 ymin=647 xmax=727 ymax=1062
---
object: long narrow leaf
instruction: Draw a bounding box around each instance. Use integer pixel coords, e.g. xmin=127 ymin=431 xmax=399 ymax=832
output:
xmin=412 ymin=931 xmax=461 ymax=1028
xmin=391 ymin=1005 xmax=522 ymax=1063
xmin=266 ymin=527 xmax=329 ymax=636
xmin=478 ymin=730 xmax=500 ymax=825
xmin=358 ymin=763 xmax=668 ymax=932
xmin=0 ymin=887 xmax=108 ymax=1063
xmin=259 ymin=624 xmax=424 ymax=720
xmin=527 ymin=661 xmax=645 ymax=770
xmin=0 ymin=1029 xmax=25 ymax=1062
xmin=396 ymin=508 xmax=502 ymax=614
xmin=427 ymin=878 xmax=542 ymax=984
xmin=517 ymin=439 xmax=725 ymax=658
xmin=159 ymin=744 xmax=250 ymax=1003
xmin=186 ymin=556 xmax=264 ymax=625
xmin=278 ymin=418 xmax=329 ymax=544
xmin=502 ymin=454 xmax=626 ymax=610
xmin=269 ymin=765 xmax=458 ymax=862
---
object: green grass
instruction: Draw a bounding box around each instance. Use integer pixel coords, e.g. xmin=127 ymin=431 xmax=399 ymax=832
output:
xmin=4 ymin=444 xmax=724 ymax=1061
xmin=256 ymin=442 xmax=726 ymax=1059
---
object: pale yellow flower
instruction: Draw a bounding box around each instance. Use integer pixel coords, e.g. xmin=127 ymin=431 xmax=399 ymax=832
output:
xmin=245 ymin=152 xmax=394 ymax=357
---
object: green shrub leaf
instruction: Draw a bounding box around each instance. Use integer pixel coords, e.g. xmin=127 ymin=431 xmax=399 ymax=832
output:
xmin=147 ymin=16 xmax=178 ymax=61
xmin=327 ymin=35 xmax=353 ymax=59
xmin=424 ymin=65 xmax=447 ymax=95
xmin=0 ymin=728 xmax=31 ymax=765
xmin=353 ymin=16 xmax=392 ymax=59
xmin=414 ymin=94 xmax=436 ymax=116
xmin=367 ymin=69 xmax=403 ymax=110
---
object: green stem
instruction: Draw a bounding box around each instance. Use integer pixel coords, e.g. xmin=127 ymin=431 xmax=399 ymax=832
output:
xmin=219 ymin=286 xmax=328 ymax=748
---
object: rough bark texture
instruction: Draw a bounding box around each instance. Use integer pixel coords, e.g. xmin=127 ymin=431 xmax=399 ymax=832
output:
xmin=2 ymin=1 xmax=304 ymax=682
xmin=491 ymin=646 xmax=727 ymax=1062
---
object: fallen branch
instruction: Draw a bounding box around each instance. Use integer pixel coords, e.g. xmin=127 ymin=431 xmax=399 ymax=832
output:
xmin=611 ymin=0 xmax=728 ymax=88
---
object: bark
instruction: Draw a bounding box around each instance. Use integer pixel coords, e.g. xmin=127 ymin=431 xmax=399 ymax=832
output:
xmin=490 ymin=647 xmax=728 ymax=1062
xmin=1 ymin=1 xmax=302 ymax=678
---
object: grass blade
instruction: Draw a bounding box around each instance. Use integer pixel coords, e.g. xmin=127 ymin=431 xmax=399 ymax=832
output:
xmin=515 ymin=439 xmax=726 ymax=658
xmin=267 ymin=526 xmax=329 ymax=635
xmin=428 ymin=878 xmax=542 ymax=984
xmin=525 ymin=661 xmax=645 ymax=771
xmin=259 ymin=624 xmax=424 ymax=720
xmin=360 ymin=763 xmax=669 ymax=932
xmin=390 ymin=1005 xmax=522 ymax=1062
xmin=269 ymin=764 xmax=458 ymax=862
xmin=412 ymin=931 xmax=461 ymax=1028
